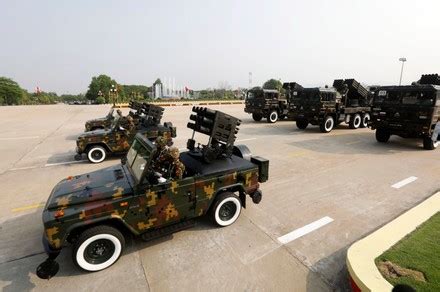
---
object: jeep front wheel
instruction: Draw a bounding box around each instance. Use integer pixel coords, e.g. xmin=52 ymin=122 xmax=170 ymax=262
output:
xmin=423 ymin=136 xmax=438 ymax=150
xmin=73 ymin=225 xmax=125 ymax=272
xmin=87 ymin=146 xmax=107 ymax=163
xmin=211 ymin=192 xmax=242 ymax=227
xmin=252 ymin=113 xmax=263 ymax=122
xmin=267 ymin=111 xmax=278 ymax=123
xmin=296 ymin=119 xmax=308 ymax=130
xmin=376 ymin=128 xmax=390 ymax=143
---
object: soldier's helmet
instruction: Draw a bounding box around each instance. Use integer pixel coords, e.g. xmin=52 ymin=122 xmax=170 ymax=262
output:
xmin=155 ymin=136 xmax=167 ymax=148
xmin=127 ymin=115 xmax=134 ymax=122
xmin=168 ymin=147 xmax=180 ymax=160
xmin=116 ymin=109 xmax=122 ymax=116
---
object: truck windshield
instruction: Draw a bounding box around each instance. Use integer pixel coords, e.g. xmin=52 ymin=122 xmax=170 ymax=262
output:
xmin=126 ymin=140 xmax=150 ymax=182
xmin=294 ymin=91 xmax=320 ymax=102
xmin=401 ymin=91 xmax=435 ymax=106
xmin=376 ymin=90 xmax=436 ymax=106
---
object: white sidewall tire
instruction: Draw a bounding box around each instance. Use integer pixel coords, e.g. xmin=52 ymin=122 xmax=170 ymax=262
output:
xmin=75 ymin=234 xmax=122 ymax=272
xmin=325 ymin=117 xmax=334 ymax=132
xmin=214 ymin=197 xmax=241 ymax=227
xmin=88 ymin=147 xmax=106 ymax=163
xmin=362 ymin=114 xmax=370 ymax=127
xmin=269 ymin=111 xmax=278 ymax=123
xmin=353 ymin=114 xmax=361 ymax=128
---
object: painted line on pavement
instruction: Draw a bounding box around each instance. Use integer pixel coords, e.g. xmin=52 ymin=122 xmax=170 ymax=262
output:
xmin=44 ymin=160 xmax=87 ymax=167
xmin=236 ymin=138 xmax=257 ymax=142
xmin=0 ymin=136 xmax=40 ymax=141
xmin=391 ymin=176 xmax=418 ymax=189
xmin=9 ymin=165 xmax=39 ymax=171
xmin=12 ymin=203 xmax=45 ymax=212
xmin=346 ymin=140 xmax=362 ymax=145
xmin=277 ymin=216 xmax=334 ymax=244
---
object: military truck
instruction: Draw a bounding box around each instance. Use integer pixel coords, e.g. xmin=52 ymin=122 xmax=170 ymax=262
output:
xmin=76 ymin=103 xmax=176 ymax=163
xmin=288 ymin=79 xmax=371 ymax=133
xmin=370 ymin=74 xmax=440 ymax=150
xmin=36 ymin=107 xmax=269 ymax=279
xmin=244 ymin=85 xmax=300 ymax=123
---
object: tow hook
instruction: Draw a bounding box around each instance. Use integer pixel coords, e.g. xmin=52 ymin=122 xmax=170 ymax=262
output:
xmin=36 ymin=254 xmax=59 ymax=279
xmin=251 ymin=189 xmax=262 ymax=204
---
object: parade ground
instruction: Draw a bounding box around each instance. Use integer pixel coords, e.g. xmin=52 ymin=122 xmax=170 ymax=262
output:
xmin=0 ymin=104 xmax=438 ymax=291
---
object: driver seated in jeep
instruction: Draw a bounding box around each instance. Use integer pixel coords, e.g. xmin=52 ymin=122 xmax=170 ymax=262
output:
xmin=152 ymin=146 xmax=186 ymax=183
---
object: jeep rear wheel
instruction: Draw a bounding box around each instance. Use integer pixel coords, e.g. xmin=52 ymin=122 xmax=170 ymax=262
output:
xmin=361 ymin=113 xmax=370 ymax=128
xmin=296 ymin=119 xmax=308 ymax=130
xmin=73 ymin=225 xmax=125 ymax=272
xmin=376 ymin=128 xmax=390 ymax=143
xmin=252 ymin=113 xmax=263 ymax=122
xmin=211 ymin=192 xmax=242 ymax=227
xmin=320 ymin=116 xmax=334 ymax=133
xmin=349 ymin=114 xmax=362 ymax=129
xmin=267 ymin=111 xmax=278 ymax=123
xmin=87 ymin=146 xmax=107 ymax=163
xmin=423 ymin=136 xmax=438 ymax=150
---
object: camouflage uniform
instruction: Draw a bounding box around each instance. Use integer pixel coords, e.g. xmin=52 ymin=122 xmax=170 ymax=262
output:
xmin=164 ymin=147 xmax=185 ymax=180
xmin=152 ymin=136 xmax=169 ymax=171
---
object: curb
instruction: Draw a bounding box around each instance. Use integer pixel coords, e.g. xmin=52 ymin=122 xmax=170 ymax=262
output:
xmin=347 ymin=191 xmax=440 ymax=291
xmin=114 ymin=100 xmax=244 ymax=108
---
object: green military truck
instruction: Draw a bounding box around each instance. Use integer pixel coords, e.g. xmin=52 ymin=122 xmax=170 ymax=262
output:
xmin=288 ymin=79 xmax=371 ymax=133
xmin=75 ymin=103 xmax=176 ymax=163
xmin=370 ymin=74 xmax=440 ymax=150
xmin=244 ymin=86 xmax=296 ymax=123
xmin=36 ymin=107 xmax=269 ymax=279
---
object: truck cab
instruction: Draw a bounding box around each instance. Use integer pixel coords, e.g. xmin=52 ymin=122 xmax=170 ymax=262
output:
xmin=370 ymin=81 xmax=440 ymax=150
xmin=244 ymin=88 xmax=287 ymax=123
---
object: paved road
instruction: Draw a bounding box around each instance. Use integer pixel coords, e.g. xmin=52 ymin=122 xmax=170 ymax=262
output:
xmin=0 ymin=104 xmax=438 ymax=291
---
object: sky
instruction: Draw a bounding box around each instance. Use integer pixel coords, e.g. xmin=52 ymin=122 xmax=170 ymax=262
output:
xmin=1 ymin=0 xmax=440 ymax=94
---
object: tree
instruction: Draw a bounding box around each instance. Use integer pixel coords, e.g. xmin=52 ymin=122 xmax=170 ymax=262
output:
xmin=0 ymin=77 xmax=27 ymax=105
xmin=263 ymin=79 xmax=283 ymax=91
xmin=85 ymin=74 xmax=119 ymax=103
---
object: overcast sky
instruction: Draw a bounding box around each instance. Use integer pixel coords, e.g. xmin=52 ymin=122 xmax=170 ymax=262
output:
xmin=1 ymin=0 xmax=439 ymax=94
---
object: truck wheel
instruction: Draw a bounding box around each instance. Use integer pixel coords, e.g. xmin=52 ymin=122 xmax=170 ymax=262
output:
xmin=349 ymin=114 xmax=362 ymax=129
xmin=361 ymin=113 xmax=370 ymax=128
xmin=320 ymin=116 xmax=334 ymax=133
xmin=376 ymin=129 xmax=390 ymax=143
xmin=423 ymin=136 xmax=438 ymax=150
xmin=87 ymin=146 xmax=107 ymax=163
xmin=296 ymin=119 xmax=308 ymax=130
xmin=267 ymin=111 xmax=278 ymax=123
xmin=211 ymin=192 xmax=242 ymax=227
xmin=252 ymin=113 xmax=263 ymax=122
xmin=72 ymin=225 xmax=125 ymax=272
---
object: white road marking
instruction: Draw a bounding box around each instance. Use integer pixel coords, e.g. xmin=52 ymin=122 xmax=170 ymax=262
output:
xmin=9 ymin=165 xmax=39 ymax=171
xmin=0 ymin=136 xmax=40 ymax=140
xmin=236 ymin=138 xmax=257 ymax=142
xmin=391 ymin=176 xmax=418 ymax=189
xmin=277 ymin=216 xmax=334 ymax=244
xmin=44 ymin=160 xmax=87 ymax=167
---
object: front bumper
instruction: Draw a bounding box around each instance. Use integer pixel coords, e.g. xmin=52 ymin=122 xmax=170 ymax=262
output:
xmin=42 ymin=233 xmax=61 ymax=258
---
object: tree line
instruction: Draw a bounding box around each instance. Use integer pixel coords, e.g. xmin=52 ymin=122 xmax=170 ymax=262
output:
xmin=0 ymin=74 xmax=283 ymax=106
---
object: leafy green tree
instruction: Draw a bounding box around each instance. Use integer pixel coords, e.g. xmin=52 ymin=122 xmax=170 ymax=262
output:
xmin=263 ymin=79 xmax=283 ymax=91
xmin=96 ymin=96 xmax=106 ymax=104
xmin=0 ymin=77 xmax=27 ymax=105
xmin=122 ymin=85 xmax=151 ymax=101
xmin=85 ymin=74 xmax=119 ymax=103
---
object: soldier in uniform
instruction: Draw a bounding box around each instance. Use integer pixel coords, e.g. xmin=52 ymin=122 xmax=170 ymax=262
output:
xmin=152 ymin=136 xmax=169 ymax=171
xmin=126 ymin=115 xmax=136 ymax=132
xmin=166 ymin=147 xmax=185 ymax=180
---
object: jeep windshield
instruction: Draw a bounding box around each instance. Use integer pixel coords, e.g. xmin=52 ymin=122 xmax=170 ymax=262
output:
xmin=126 ymin=139 xmax=152 ymax=182
xmin=246 ymin=91 xmax=263 ymax=100
xmin=107 ymin=108 xmax=115 ymax=118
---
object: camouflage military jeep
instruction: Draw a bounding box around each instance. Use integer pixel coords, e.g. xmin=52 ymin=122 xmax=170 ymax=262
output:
xmin=36 ymin=107 xmax=269 ymax=278
xmin=84 ymin=108 xmax=119 ymax=132
xmin=76 ymin=104 xmax=176 ymax=163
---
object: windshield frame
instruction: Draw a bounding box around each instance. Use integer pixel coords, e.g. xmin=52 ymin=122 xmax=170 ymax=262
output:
xmin=374 ymin=89 xmax=437 ymax=106
xmin=125 ymin=135 xmax=157 ymax=184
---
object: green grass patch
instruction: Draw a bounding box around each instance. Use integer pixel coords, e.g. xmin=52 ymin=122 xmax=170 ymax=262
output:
xmin=376 ymin=212 xmax=440 ymax=291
